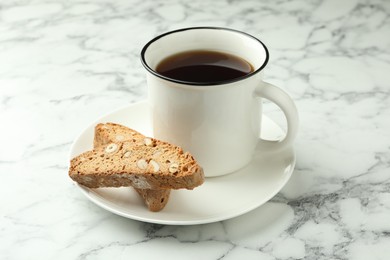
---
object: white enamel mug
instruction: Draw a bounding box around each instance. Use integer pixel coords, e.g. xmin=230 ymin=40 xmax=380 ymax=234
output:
xmin=141 ymin=27 xmax=299 ymax=177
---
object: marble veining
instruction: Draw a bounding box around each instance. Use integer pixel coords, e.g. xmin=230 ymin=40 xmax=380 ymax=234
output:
xmin=1 ymin=0 xmax=390 ymax=259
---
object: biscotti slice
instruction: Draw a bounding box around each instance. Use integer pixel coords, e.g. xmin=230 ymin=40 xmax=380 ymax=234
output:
xmin=94 ymin=123 xmax=146 ymax=148
xmin=69 ymin=140 xmax=204 ymax=190
xmin=134 ymin=188 xmax=170 ymax=212
xmin=94 ymin=123 xmax=170 ymax=212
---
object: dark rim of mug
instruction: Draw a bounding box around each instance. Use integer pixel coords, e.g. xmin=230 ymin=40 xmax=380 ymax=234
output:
xmin=140 ymin=27 xmax=270 ymax=86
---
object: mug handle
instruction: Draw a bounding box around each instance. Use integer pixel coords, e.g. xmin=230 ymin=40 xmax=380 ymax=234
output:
xmin=254 ymin=82 xmax=299 ymax=152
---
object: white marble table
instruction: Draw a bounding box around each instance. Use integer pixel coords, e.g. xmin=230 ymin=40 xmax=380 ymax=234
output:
xmin=1 ymin=0 xmax=390 ymax=259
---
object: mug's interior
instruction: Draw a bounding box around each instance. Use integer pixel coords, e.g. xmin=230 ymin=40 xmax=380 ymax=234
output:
xmin=142 ymin=28 xmax=268 ymax=73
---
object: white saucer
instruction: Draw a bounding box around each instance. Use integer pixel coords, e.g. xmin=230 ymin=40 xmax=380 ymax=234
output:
xmin=70 ymin=101 xmax=295 ymax=225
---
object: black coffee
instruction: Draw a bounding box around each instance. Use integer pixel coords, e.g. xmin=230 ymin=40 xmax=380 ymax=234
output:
xmin=156 ymin=50 xmax=254 ymax=83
